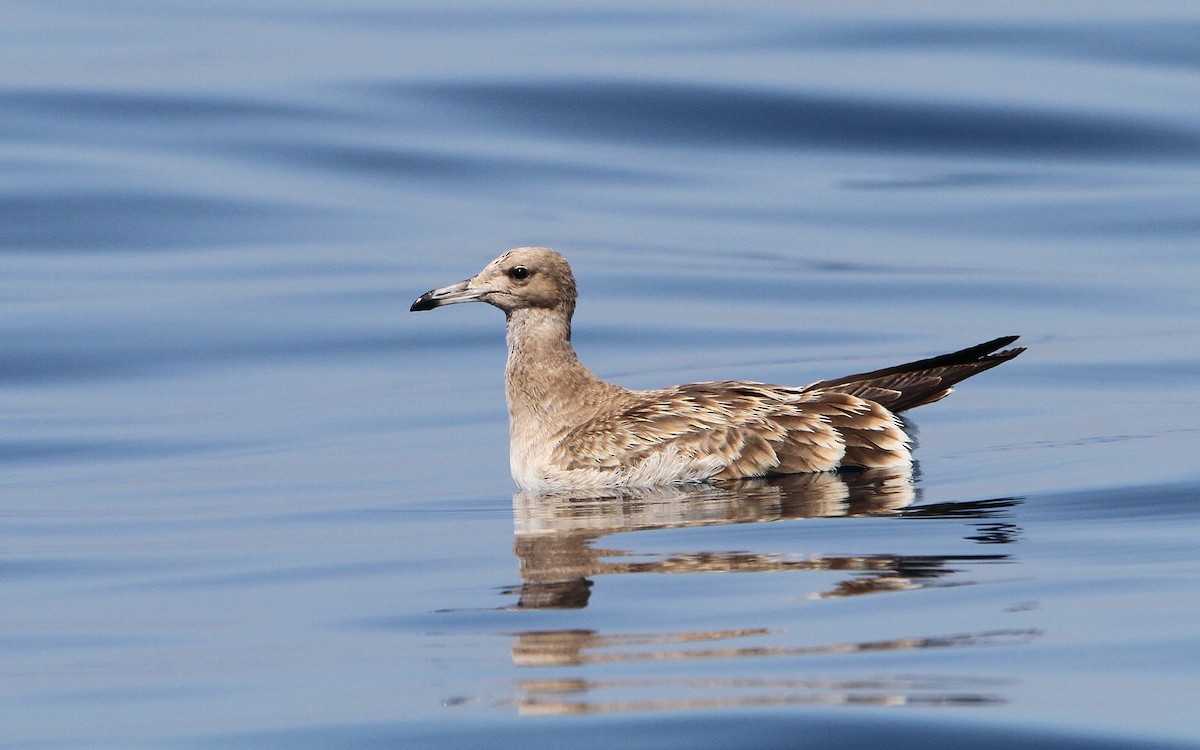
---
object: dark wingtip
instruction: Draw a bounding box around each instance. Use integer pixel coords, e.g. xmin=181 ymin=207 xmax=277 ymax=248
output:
xmin=985 ymin=335 xmax=1025 ymax=362
xmin=806 ymin=334 xmax=1027 ymax=413
xmin=410 ymin=291 xmax=437 ymax=312
xmin=958 ymin=334 xmax=1020 ymax=359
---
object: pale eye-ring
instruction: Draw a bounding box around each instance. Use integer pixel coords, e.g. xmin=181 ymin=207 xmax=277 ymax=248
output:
xmin=510 ymin=266 xmax=530 ymax=281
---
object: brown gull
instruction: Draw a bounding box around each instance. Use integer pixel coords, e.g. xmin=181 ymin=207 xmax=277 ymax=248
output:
xmin=411 ymin=247 xmax=1024 ymax=491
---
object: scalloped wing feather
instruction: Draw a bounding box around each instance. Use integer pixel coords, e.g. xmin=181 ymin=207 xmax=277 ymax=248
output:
xmin=550 ymin=382 xmax=910 ymax=484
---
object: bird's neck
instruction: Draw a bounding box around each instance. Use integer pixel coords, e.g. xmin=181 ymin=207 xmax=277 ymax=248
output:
xmin=504 ymin=307 xmax=616 ymax=437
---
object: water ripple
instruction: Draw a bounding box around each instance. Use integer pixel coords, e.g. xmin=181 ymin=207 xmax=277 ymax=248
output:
xmin=0 ymin=192 xmax=340 ymax=251
xmin=244 ymin=142 xmax=670 ymax=185
xmin=815 ymin=21 xmax=1200 ymax=69
xmin=203 ymin=713 xmax=1198 ymax=750
xmin=0 ymin=87 xmax=332 ymax=124
xmin=411 ymin=80 xmax=1200 ymax=157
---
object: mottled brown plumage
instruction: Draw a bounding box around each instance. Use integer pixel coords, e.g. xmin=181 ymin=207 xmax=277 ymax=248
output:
xmin=411 ymin=247 xmax=1024 ymax=491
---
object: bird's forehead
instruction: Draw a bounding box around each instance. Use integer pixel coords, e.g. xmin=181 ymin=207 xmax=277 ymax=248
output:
xmin=478 ymin=253 xmax=512 ymax=273
xmin=492 ymin=250 xmax=523 ymax=267
xmin=492 ymin=249 xmax=541 ymax=270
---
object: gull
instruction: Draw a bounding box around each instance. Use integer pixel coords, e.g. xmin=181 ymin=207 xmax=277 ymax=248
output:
xmin=411 ymin=247 xmax=1024 ymax=491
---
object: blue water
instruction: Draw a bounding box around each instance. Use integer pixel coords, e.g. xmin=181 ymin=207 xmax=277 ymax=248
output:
xmin=3 ymin=2 xmax=1200 ymax=748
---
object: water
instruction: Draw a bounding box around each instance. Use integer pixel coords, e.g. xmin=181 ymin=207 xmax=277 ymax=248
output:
xmin=3 ymin=2 xmax=1200 ymax=748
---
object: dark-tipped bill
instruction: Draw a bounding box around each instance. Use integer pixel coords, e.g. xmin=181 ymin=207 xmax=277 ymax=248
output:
xmin=410 ymin=279 xmax=484 ymax=312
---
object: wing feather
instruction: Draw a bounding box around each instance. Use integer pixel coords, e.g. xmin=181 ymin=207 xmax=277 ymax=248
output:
xmin=553 ymin=381 xmax=910 ymax=482
xmin=807 ymin=335 xmax=1025 ymax=412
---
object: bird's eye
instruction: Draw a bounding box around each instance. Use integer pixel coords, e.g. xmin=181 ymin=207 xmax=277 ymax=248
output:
xmin=510 ymin=266 xmax=530 ymax=280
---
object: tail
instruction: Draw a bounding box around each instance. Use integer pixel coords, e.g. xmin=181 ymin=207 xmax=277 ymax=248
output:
xmin=806 ymin=335 xmax=1025 ymax=413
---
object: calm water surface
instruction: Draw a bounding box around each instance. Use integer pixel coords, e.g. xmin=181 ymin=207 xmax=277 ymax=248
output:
xmin=3 ymin=2 xmax=1200 ymax=748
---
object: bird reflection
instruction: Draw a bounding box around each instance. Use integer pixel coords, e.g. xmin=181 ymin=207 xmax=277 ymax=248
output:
xmin=509 ymin=466 xmax=1018 ymax=609
xmin=468 ymin=468 xmax=1034 ymax=716
xmin=509 ymin=627 xmax=1033 ymax=715
xmin=515 ymin=674 xmax=1010 ymax=715
xmin=509 ymin=626 xmax=1033 ymax=668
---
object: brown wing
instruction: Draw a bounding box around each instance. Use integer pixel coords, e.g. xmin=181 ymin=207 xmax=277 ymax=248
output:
xmin=552 ymin=382 xmax=910 ymax=480
xmin=805 ymin=335 xmax=1025 ymax=413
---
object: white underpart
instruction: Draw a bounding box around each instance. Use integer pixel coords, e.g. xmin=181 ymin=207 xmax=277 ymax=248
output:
xmin=511 ymin=441 xmax=728 ymax=492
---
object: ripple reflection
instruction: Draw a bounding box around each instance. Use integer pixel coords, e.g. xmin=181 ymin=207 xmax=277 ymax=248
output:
xmin=508 ymin=627 xmax=1034 ymax=716
xmin=510 ymin=467 xmax=1019 ymax=609
xmin=488 ymin=469 xmax=1033 ymax=716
